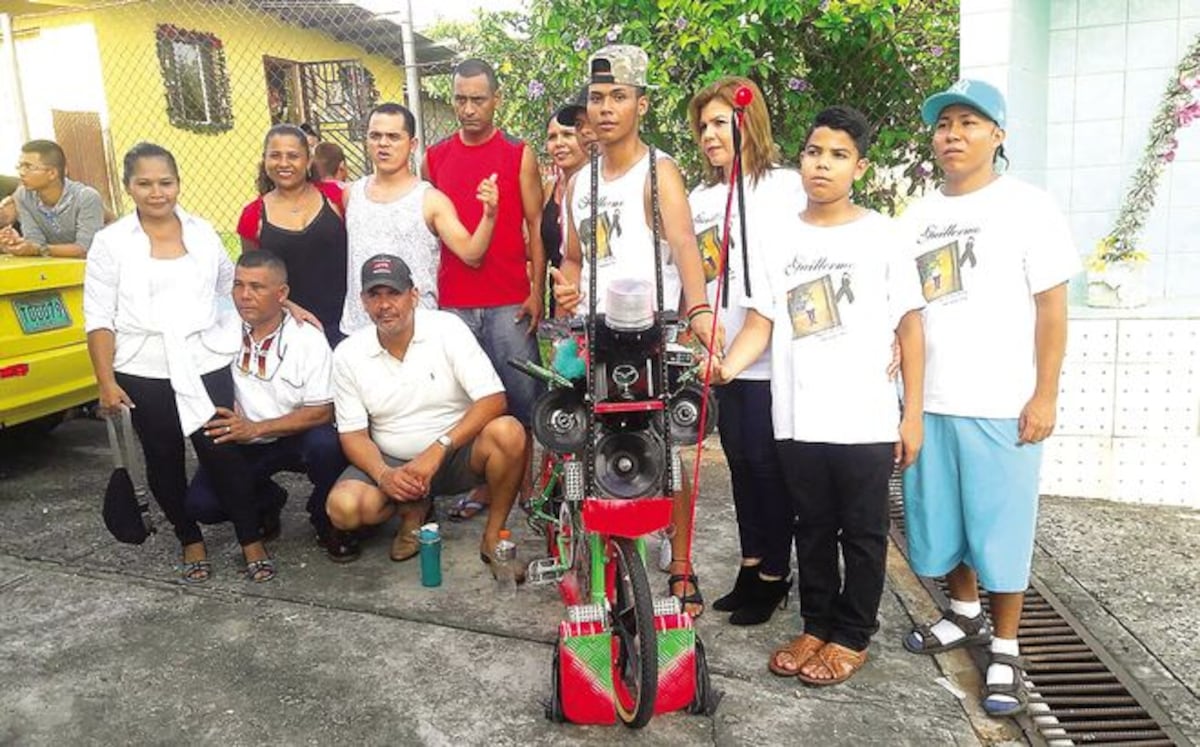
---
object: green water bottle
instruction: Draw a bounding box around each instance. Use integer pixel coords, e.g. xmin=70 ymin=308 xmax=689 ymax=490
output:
xmin=418 ymin=523 xmax=442 ymax=588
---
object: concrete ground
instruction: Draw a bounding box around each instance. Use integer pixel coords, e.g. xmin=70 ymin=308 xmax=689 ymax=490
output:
xmin=0 ymin=417 xmax=1193 ymax=745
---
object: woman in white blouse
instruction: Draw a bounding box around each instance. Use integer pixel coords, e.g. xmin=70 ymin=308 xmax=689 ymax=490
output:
xmin=85 ymin=143 xmax=275 ymax=583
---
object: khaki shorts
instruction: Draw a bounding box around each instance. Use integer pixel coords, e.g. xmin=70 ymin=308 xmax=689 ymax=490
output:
xmin=339 ymin=440 xmax=481 ymax=496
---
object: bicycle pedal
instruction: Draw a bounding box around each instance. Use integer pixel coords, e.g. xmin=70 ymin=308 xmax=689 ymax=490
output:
xmin=563 ymin=460 xmax=585 ymax=502
xmin=527 ymin=557 xmax=567 ymax=585
xmin=653 ymin=596 xmax=683 ymax=617
xmin=566 ymin=602 xmax=607 ymax=624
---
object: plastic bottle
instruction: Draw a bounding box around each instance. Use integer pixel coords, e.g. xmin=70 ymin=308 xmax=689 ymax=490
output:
xmin=418 ymin=523 xmax=442 ymax=588
xmin=493 ymin=528 xmax=518 ymax=596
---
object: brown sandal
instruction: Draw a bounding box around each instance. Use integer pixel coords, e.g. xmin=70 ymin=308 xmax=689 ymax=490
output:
xmin=768 ymin=633 xmax=826 ymax=677
xmin=797 ymin=642 xmax=868 ymax=687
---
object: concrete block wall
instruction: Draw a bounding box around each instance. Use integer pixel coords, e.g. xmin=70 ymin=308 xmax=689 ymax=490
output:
xmin=1045 ymin=309 xmax=1200 ymax=507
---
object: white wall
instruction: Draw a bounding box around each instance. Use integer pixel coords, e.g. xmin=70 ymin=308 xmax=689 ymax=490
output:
xmin=961 ymin=0 xmax=1200 ymax=302
xmin=0 ymin=20 xmax=26 ymax=166
xmin=961 ymin=1 xmax=1200 ymax=507
xmin=14 ymin=23 xmax=109 ymax=136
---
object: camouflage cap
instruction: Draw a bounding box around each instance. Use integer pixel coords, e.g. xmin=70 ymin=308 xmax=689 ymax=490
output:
xmin=588 ymin=44 xmax=648 ymax=87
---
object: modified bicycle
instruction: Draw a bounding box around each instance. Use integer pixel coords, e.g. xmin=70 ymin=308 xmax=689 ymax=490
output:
xmin=510 ymin=303 xmax=720 ymax=728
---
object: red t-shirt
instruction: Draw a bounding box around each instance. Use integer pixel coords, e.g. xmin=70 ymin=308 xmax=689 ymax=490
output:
xmin=425 ymin=130 xmax=528 ymax=308
xmin=235 ymin=180 xmax=345 ymax=245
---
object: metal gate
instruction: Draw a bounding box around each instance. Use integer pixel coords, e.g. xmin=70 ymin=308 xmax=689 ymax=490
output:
xmin=299 ymin=59 xmax=377 ymax=180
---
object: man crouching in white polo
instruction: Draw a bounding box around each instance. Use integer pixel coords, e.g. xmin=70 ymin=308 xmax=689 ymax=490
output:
xmin=326 ymin=253 xmax=526 ymax=579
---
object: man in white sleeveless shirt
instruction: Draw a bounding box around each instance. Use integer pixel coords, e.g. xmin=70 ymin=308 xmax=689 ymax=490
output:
xmin=551 ymin=45 xmax=720 ymax=617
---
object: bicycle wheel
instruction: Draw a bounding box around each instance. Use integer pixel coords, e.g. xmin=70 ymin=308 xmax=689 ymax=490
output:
xmin=610 ymin=536 xmax=658 ymax=728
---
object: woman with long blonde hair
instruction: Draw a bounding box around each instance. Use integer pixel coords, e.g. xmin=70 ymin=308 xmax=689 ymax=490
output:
xmin=687 ymin=77 xmax=801 ymax=625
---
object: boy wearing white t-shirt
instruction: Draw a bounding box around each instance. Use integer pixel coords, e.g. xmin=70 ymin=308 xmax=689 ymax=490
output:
xmin=899 ymin=80 xmax=1077 ymax=718
xmin=719 ymin=106 xmax=926 ymax=687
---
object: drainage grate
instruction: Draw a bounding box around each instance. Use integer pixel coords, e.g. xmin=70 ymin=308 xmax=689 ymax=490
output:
xmin=887 ymin=475 xmax=1186 ymax=746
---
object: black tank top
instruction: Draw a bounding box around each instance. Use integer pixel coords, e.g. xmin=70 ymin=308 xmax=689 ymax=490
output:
xmin=260 ymin=195 xmax=347 ymax=348
xmin=540 ymin=188 xmax=563 ymax=269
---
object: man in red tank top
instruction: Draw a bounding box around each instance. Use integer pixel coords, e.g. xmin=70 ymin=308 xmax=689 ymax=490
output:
xmin=422 ymin=58 xmax=545 ymax=520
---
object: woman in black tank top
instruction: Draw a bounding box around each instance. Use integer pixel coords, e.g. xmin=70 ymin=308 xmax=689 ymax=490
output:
xmin=239 ymin=124 xmax=348 ymax=348
xmin=541 ymin=103 xmax=591 ymax=314
xmin=259 ymin=192 xmax=347 ymax=348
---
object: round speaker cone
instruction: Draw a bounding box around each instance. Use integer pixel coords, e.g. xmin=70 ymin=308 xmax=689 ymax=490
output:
xmin=595 ymin=431 xmax=665 ymax=499
xmin=532 ymin=389 xmax=588 ymax=453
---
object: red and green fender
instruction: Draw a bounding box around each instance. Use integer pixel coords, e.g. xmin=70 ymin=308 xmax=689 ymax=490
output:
xmin=555 ymin=610 xmax=699 ymax=724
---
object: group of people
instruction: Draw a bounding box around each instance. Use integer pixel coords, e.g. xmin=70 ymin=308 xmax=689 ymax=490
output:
xmin=6 ymin=41 xmax=1075 ymax=719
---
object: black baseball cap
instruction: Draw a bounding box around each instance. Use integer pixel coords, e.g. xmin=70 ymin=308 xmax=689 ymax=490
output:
xmin=554 ymin=86 xmax=588 ymax=127
xmin=361 ymin=253 xmax=414 ymax=292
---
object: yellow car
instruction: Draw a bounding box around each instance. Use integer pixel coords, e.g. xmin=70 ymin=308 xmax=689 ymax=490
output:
xmin=0 ymin=255 xmax=97 ymax=432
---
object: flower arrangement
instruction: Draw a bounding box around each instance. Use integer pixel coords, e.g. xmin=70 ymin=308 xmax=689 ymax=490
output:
xmin=1091 ymin=34 xmax=1200 ymax=272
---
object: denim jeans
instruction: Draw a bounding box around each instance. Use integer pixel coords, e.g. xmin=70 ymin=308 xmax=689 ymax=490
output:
xmin=446 ymin=304 xmax=542 ymax=426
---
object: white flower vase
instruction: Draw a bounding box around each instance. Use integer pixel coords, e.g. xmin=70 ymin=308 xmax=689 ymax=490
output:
xmin=1086 ymin=261 xmax=1148 ymax=308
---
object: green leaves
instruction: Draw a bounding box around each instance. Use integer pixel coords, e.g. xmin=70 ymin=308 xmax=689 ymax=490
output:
xmin=434 ymin=0 xmax=957 ymax=214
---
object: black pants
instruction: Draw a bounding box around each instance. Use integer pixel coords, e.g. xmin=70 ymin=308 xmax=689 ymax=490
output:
xmin=777 ymin=440 xmax=893 ymax=651
xmin=716 ymin=379 xmax=792 ymax=577
xmin=186 ymin=424 xmax=345 ymax=534
xmin=115 ymin=368 xmax=260 ymax=546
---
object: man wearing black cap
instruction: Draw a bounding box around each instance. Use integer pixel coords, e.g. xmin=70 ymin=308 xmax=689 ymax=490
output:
xmin=326 ymin=254 xmax=526 ymax=573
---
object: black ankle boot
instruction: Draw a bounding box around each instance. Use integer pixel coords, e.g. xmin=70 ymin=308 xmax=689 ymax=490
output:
xmin=713 ymin=565 xmax=760 ymax=612
xmin=729 ymin=575 xmax=791 ymax=626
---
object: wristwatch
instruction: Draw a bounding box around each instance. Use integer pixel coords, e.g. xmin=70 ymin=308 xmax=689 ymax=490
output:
xmin=435 ymin=434 xmax=453 ymax=450
xmin=37 ymin=244 xmax=50 ymax=257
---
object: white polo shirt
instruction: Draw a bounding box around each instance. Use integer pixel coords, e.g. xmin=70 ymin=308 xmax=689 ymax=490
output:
xmin=233 ymin=312 xmax=334 ymax=443
xmin=332 ymin=308 xmax=506 ymax=460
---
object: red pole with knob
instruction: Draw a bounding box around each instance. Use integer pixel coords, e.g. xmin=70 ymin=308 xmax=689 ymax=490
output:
xmin=681 ymin=84 xmax=755 ymax=612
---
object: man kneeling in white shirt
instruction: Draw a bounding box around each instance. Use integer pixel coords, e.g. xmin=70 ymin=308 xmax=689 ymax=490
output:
xmin=186 ymin=250 xmax=353 ymax=559
xmin=326 ymin=254 xmax=525 ymax=574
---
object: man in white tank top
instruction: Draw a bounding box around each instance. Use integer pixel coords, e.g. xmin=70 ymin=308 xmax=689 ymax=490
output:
xmin=551 ymin=45 xmax=721 ymax=618
xmin=340 ymin=103 xmax=499 ymax=336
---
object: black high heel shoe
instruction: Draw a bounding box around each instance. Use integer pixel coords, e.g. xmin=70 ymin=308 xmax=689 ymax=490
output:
xmin=713 ymin=564 xmax=759 ymax=612
xmin=729 ymin=575 xmax=791 ymax=626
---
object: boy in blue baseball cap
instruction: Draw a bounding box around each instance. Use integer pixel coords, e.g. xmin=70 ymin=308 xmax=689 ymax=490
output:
xmin=898 ymin=79 xmax=1079 ymax=718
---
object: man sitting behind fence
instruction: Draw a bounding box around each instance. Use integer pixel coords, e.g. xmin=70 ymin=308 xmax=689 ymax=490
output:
xmin=325 ymin=254 xmax=526 ymax=575
xmin=0 ymin=139 xmax=104 ymax=258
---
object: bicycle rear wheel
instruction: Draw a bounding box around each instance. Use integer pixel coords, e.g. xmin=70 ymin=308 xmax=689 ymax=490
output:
xmin=610 ymin=536 xmax=658 ymax=728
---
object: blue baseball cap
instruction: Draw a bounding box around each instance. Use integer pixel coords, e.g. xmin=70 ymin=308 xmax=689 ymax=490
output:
xmin=921 ymin=79 xmax=1007 ymax=128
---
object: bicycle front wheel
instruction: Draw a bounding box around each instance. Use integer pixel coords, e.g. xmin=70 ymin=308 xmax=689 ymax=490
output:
xmin=610 ymin=536 xmax=658 ymax=728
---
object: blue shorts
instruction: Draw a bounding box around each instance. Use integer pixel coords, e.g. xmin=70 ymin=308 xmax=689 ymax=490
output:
xmin=901 ymin=413 xmax=1043 ymax=593
xmin=447 ymin=304 xmax=541 ymax=426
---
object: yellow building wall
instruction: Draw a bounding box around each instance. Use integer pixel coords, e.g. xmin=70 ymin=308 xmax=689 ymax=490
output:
xmin=15 ymin=0 xmax=405 ymax=241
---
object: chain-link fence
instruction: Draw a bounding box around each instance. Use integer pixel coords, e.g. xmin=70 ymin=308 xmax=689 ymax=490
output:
xmin=0 ymin=0 xmax=462 ymax=252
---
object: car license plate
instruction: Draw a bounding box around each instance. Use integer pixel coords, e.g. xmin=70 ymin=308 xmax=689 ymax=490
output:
xmin=13 ymin=293 xmax=72 ymax=334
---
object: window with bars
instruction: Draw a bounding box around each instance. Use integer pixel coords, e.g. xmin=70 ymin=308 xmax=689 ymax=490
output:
xmin=155 ymin=24 xmax=233 ymax=133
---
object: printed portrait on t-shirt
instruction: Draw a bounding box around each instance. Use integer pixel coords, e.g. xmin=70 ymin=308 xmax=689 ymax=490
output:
xmin=579 ymin=210 xmax=620 ymax=264
xmin=917 ymin=241 xmax=964 ymax=302
xmin=787 ymin=275 xmax=841 ymax=339
xmin=695 ymin=225 xmax=723 ymax=283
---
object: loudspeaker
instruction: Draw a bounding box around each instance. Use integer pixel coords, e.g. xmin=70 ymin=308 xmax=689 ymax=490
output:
xmin=667 ymin=384 xmax=718 ymax=446
xmin=595 ymin=430 xmax=666 ymax=499
xmin=532 ymin=388 xmax=589 ymax=454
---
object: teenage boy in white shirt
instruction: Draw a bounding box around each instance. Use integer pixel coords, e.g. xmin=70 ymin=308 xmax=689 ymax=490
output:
xmin=717 ymin=106 xmax=926 ymax=687
xmin=550 ymin=44 xmax=721 ymax=618
xmin=898 ymin=80 xmax=1077 ymax=718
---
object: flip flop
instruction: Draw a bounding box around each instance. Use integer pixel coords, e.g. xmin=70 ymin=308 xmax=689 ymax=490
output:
xmin=448 ymin=494 xmax=488 ymax=522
